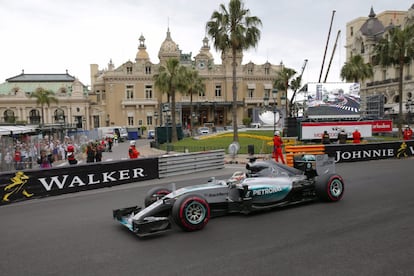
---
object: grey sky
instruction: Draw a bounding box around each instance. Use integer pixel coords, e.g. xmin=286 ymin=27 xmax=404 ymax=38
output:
xmin=0 ymin=0 xmax=411 ymax=86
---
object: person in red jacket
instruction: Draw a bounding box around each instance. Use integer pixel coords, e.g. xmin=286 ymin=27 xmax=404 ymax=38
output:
xmin=353 ymin=127 xmax=361 ymax=144
xmin=403 ymin=125 xmax=413 ymax=140
xmin=67 ymin=144 xmax=78 ymax=165
xmin=272 ymin=131 xmax=285 ymax=164
xmin=128 ymin=140 xmax=139 ymax=159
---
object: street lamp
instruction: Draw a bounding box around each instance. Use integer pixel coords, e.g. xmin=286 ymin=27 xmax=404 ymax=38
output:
xmin=162 ymin=105 xmax=171 ymax=153
xmin=264 ymin=88 xmax=278 ymax=133
xmin=406 ymin=99 xmax=412 ymax=125
xmin=154 ymin=111 xmax=158 ymax=143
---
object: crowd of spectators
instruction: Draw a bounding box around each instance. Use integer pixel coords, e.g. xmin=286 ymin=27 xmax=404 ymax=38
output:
xmin=0 ymin=134 xmax=83 ymax=172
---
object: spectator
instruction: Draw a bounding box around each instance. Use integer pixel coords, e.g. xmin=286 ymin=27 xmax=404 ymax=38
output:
xmin=272 ymin=130 xmax=285 ymax=164
xmin=95 ymin=143 xmax=104 ymax=162
xmin=37 ymin=149 xmax=53 ymax=168
xmin=86 ymin=143 xmax=96 ymax=163
xmin=403 ymin=125 xmax=413 ymax=141
xmin=14 ymin=146 xmax=23 ymax=170
xmin=128 ymin=140 xmax=139 ymax=159
xmin=67 ymin=144 xmax=78 ymax=165
xmin=353 ymin=127 xmax=361 ymax=144
xmin=338 ymin=129 xmax=347 ymax=144
xmin=322 ymin=130 xmax=331 ymax=144
xmin=4 ymin=151 xmax=13 ymax=171
xmin=106 ymin=137 xmax=113 ymax=152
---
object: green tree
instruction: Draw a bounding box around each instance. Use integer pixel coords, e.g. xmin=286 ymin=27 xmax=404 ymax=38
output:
xmin=29 ymin=87 xmax=58 ymax=126
xmin=374 ymin=24 xmax=414 ymax=137
xmin=340 ymin=54 xmax=373 ymax=83
xmin=206 ymin=0 xmax=262 ymax=142
xmin=154 ymin=58 xmax=183 ymax=143
xmin=274 ymin=66 xmax=296 ymax=118
xmin=179 ymin=67 xmax=205 ymax=136
xmin=289 ymin=76 xmax=303 ymax=117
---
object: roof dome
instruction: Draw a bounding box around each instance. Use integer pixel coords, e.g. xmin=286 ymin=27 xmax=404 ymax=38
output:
xmin=158 ymin=28 xmax=180 ymax=59
xmin=360 ymin=7 xmax=385 ymax=37
xmin=136 ymin=34 xmax=149 ymax=61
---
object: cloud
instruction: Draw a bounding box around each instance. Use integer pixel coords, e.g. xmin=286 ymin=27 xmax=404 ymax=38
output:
xmin=0 ymin=0 xmax=411 ymax=85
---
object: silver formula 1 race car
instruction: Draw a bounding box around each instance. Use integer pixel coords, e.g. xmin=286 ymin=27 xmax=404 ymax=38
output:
xmin=113 ymin=154 xmax=344 ymax=237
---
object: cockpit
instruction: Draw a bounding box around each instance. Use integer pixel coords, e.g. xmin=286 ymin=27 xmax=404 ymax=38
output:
xmin=246 ymin=159 xmax=303 ymax=178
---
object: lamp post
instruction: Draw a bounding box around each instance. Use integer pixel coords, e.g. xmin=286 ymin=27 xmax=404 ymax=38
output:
xmin=162 ymin=105 xmax=171 ymax=153
xmin=154 ymin=111 xmax=158 ymax=143
xmin=263 ymin=89 xmax=278 ymax=133
xmin=406 ymin=99 xmax=412 ymax=125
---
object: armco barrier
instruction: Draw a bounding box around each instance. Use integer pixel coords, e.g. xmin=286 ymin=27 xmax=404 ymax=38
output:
xmin=0 ymin=158 xmax=159 ymax=205
xmin=285 ymin=145 xmax=325 ymax=167
xmin=0 ymin=150 xmax=226 ymax=205
xmin=158 ymin=149 xmax=225 ymax=178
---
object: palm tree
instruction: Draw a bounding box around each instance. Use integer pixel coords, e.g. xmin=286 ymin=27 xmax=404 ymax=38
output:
xmin=179 ymin=67 xmax=205 ymax=136
xmin=29 ymin=87 xmax=58 ymax=126
xmin=206 ymin=0 xmax=262 ymax=142
xmin=154 ymin=58 xmax=183 ymax=143
xmin=374 ymin=24 xmax=414 ymax=137
xmin=274 ymin=66 xmax=297 ymax=119
xmin=289 ymin=76 xmax=303 ymax=117
xmin=340 ymin=54 xmax=373 ymax=83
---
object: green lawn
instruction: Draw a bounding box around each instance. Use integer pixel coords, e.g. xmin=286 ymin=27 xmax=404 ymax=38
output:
xmin=160 ymin=130 xmax=276 ymax=154
xmin=157 ymin=130 xmax=401 ymax=154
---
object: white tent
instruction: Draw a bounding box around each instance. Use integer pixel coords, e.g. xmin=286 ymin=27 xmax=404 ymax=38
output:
xmin=0 ymin=125 xmax=37 ymax=135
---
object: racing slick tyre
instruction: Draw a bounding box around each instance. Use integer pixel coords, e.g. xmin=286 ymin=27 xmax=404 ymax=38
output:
xmin=315 ymin=173 xmax=344 ymax=202
xmin=172 ymin=194 xmax=210 ymax=232
xmin=144 ymin=187 xmax=172 ymax=207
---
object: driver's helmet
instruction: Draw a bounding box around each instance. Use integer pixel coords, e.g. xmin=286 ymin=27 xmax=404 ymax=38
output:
xmin=246 ymin=161 xmax=272 ymax=177
xmin=301 ymin=154 xmax=316 ymax=161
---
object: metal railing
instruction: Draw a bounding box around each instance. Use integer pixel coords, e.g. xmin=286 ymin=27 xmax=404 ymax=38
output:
xmin=158 ymin=149 xmax=225 ymax=178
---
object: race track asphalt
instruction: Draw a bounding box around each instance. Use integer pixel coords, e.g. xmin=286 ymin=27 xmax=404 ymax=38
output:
xmin=0 ymin=146 xmax=413 ymax=276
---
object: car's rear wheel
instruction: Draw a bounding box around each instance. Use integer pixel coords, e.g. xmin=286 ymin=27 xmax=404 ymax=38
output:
xmin=172 ymin=194 xmax=210 ymax=232
xmin=144 ymin=187 xmax=172 ymax=207
xmin=315 ymin=173 xmax=344 ymax=202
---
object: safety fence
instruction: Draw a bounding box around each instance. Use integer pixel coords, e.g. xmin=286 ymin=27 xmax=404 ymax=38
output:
xmin=158 ymin=149 xmax=225 ymax=178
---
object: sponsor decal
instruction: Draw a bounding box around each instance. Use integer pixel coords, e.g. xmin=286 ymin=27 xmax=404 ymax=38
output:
xmin=252 ymin=186 xmax=283 ymax=196
xmin=37 ymin=168 xmax=145 ymax=191
xmin=0 ymin=158 xmax=159 ymax=205
xmin=2 ymin=171 xmax=33 ymax=202
xmin=325 ymin=141 xmax=414 ymax=163
xmin=371 ymin=120 xmax=392 ymax=133
xmin=204 ymin=192 xmax=228 ymax=197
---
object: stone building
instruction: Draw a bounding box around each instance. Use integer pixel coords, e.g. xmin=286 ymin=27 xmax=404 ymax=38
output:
xmin=90 ymin=28 xmax=283 ymax=132
xmin=345 ymin=4 xmax=414 ymax=122
xmin=0 ymin=70 xmax=89 ymax=129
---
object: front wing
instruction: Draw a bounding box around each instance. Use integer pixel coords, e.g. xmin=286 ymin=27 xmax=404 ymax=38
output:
xmin=113 ymin=206 xmax=171 ymax=237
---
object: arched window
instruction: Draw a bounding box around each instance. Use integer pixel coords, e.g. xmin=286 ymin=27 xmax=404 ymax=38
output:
xmin=145 ymin=63 xmax=151 ymax=74
xmin=394 ymin=95 xmax=400 ymax=103
xmin=4 ymin=109 xmax=15 ymax=123
xmin=29 ymin=109 xmax=41 ymax=124
xmin=54 ymin=108 xmax=65 ymax=123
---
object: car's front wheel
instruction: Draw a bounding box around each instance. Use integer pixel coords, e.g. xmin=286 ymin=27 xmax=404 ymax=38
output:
xmin=144 ymin=187 xmax=172 ymax=207
xmin=315 ymin=173 xmax=344 ymax=202
xmin=172 ymin=194 xmax=210 ymax=232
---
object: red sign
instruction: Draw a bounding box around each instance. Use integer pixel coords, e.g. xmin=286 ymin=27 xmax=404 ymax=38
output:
xmin=371 ymin=120 xmax=392 ymax=133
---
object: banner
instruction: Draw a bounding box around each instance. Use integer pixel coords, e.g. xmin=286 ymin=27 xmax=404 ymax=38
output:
xmin=0 ymin=158 xmax=159 ymax=205
xmin=324 ymin=140 xmax=414 ymax=163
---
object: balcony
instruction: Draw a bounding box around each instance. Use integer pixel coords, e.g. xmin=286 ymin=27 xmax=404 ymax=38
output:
xmin=121 ymin=98 xmax=158 ymax=107
xmin=245 ymin=97 xmax=265 ymax=104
